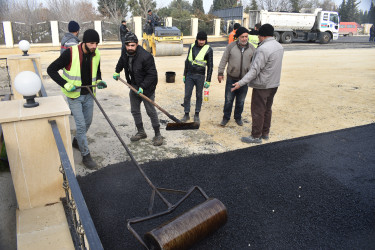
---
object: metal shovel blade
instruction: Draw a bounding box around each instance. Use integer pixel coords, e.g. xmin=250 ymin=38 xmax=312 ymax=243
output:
xmin=166 ymin=122 xmax=200 ymax=130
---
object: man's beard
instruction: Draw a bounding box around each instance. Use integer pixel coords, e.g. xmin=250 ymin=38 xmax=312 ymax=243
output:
xmin=127 ymin=49 xmax=136 ymax=55
xmin=85 ymin=44 xmax=95 ymax=54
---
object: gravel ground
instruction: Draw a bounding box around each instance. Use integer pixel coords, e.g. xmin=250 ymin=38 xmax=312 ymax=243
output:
xmin=77 ymin=123 xmax=375 ymax=249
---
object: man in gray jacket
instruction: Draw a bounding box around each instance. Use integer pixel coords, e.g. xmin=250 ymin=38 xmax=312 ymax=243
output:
xmin=231 ymin=24 xmax=284 ymax=143
xmin=218 ymin=27 xmax=255 ymax=126
xmin=60 ymin=21 xmax=80 ymax=54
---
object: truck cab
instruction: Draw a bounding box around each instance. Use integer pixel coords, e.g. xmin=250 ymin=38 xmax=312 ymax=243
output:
xmin=313 ymin=10 xmax=340 ymax=42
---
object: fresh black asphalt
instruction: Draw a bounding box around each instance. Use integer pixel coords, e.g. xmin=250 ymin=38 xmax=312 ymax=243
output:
xmin=78 ymin=123 xmax=375 ymax=249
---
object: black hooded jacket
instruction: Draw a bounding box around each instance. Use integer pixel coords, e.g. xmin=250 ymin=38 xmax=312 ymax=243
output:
xmin=183 ymin=40 xmax=213 ymax=82
xmin=115 ymin=45 xmax=158 ymax=97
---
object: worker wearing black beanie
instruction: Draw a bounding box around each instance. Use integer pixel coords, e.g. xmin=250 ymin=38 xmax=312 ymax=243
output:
xmin=181 ymin=31 xmax=213 ymax=124
xmin=83 ymin=29 xmax=100 ymax=43
xmin=47 ymin=27 xmax=106 ymax=170
xmin=196 ymin=31 xmax=207 ymax=42
xmin=234 ymin=27 xmax=250 ymax=39
xmin=258 ymin=24 xmax=274 ymax=37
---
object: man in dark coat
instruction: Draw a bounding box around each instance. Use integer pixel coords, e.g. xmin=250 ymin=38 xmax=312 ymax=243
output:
xmin=113 ymin=32 xmax=163 ymax=146
xmin=120 ymin=20 xmax=129 ymax=47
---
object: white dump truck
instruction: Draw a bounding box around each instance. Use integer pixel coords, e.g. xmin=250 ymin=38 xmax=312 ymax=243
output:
xmin=248 ymin=8 xmax=340 ymax=44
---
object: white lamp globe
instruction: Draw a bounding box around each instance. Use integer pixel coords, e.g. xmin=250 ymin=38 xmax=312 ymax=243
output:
xmin=14 ymin=71 xmax=41 ymax=108
xmin=19 ymin=40 xmax=30 ymax=56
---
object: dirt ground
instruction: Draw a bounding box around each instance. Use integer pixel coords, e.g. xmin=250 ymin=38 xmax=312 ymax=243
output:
xmin=1 ymin=45 xmax=374 ymax=176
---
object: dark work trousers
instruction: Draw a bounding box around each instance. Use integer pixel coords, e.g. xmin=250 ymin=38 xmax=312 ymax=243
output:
xmin=183 ymin=74 xmax=205 ymax=113
xmin=250 ymin=87 xmax=278 ymax=138
xmin=223 ymin=76 xmax=249 ymax=120
xmin=129 ymin=90 xmax=160 ymax=129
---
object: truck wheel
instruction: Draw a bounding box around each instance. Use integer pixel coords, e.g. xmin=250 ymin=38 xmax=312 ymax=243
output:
xmin=273 ymin=32 xmax=280 ymax=42
xmin=319 ymin=32 xmax=331 ymax=44
xmin=281 ymin=32 xmax=293 ymax=44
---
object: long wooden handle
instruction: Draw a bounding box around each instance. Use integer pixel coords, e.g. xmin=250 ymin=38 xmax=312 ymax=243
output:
xmin=118 ymin=77 xmax=181 ymax=123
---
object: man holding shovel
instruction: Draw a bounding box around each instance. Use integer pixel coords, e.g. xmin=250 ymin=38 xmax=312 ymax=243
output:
xmin=47 ymin=29 xmax=107 ymax=169
xmin=113 ymin=32 xmax=163 ymax=146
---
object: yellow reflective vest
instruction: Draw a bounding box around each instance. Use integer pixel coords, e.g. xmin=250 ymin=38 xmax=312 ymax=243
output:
xmin=61 ymin=45 xmax=100 ymax=98
xmin=188 ymin=44 xmax=210 ymax=67
xmin=248 ymin=34 xmax=259 ymax=48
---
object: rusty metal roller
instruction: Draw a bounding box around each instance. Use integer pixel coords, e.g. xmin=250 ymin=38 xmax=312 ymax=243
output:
xmin=144 ymin=198 xmax=228 ymax=250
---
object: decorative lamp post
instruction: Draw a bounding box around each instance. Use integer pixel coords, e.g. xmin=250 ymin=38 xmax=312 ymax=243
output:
xmin=14 ymin=71 xmax=41 ymax=108
xmin=18 ymin=40 xmax=30 ymax=56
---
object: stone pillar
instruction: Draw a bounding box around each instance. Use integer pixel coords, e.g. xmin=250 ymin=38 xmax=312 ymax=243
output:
xmin=94 ymin=20 xmax=103 ymax=44
xmin=0 ymin=95 xmax=74 ymax=210
xmin=214 ymin=19 xmax=221 ymax=36
xmin=7 ymin=54 xmax=43 ymax=100
xmin=165 ymin=17 xmax=173 ymax=27
xmin=191 ymin=18 xmax=198 ymax=38
xmin=133 ymin=16 xmax=143 ymax=42
xmin=3 ymin=21 xmax=14 ymax=48
xmin=51 ymin=21 xmax=60 ymax=46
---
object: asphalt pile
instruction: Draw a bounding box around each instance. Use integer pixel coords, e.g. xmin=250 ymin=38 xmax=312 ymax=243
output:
xmin=78 ymin=123 xmax=375 ymax=249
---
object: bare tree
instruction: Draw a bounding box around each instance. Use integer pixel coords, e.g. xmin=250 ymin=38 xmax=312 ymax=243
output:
xmin=258 ymin=0 xmax=292 ymax=11
xmin=46 ymin=0 xmax=98 ymax=22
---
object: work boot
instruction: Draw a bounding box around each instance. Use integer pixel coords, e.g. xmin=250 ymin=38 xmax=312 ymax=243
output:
xmin=180 ymin=113 xmax=190 ymax=122
xmin=241 ymin=136 xmax=262 ymax=144
xmin=235 ymin=119 xmax=243 ymax=126
xmin=72 ymin=137 xmax=79 ymax=149
xmin=82 ymin=153 xmax=98 ymax=169
xmin=220 ymin=118 xmax=229 ymax=127
xmin=194 ymin=113 xmax=200 ymax=124
xmin=262 ymin=135 xmax=269 ymax=140
xmin=130 ymin=130 xmax=147 ymax=141
xmin=153 ymin=135 xmax=163 ymax=146
xmin=131 ymin=124 xmax=147 ymax=141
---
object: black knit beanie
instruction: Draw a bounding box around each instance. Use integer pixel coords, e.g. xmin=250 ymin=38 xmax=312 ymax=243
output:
xmin=258 ymin=24 xmax=274 ymax=37
xmin=83 ymin=29 xmax=100 ymax=43
xmin=196 ymin=31 xmax=207 ymax=41
xmin=68 ymin=21 xmax=80 ymax=32
xmin=235 ymin=27 xmax=249 ymax=39
xmin=233 ymin=23 xmax=241 ymax=30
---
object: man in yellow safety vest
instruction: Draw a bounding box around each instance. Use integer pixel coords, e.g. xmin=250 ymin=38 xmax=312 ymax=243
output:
xmin=47 ymin=29 xmax=107 ymax=169
xmin=248 ymin=23 xmax=261 ymax=48
xmin=181 ymin=31 xmax=213 ymax=124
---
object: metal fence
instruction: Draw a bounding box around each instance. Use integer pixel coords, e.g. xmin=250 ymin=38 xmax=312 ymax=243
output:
xmin=198 ymin=19 xmax=215 ymax=35
xmin=102 ymin=20 xmax=120 ymax=42
xmin=0 ymin=58 xmax=11 ymax=96
xmin=174 ymin=17 xmax=191 ymax=36
xmin=0 ymin=22 xmax=5 ymax=45
xmin=12 ymin=21 xmax=52 ymax=44
xmin=58 ymin=21 xmax=94 ymax=42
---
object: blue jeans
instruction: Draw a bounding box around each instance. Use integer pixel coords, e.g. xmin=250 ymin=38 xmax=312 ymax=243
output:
xmin=67 ymin=94 xmax=94 ymax=156
xmin=223 ymin=76 xmax=248 ymax=120
xmin=184 ymin=74 xmax=205 ymax=113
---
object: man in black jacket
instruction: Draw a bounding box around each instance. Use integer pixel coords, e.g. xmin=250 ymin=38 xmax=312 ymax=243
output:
xmin=182 ymin=31 xmax=213 ymax=124
xmin=120 ymin=20 xmax=129 ymax=48
xmin=113 ymin=32 xmax=163 ymax=146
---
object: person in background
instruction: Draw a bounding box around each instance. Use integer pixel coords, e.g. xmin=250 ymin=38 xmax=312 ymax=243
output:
xmin=120 ymin=20 xmax=129 ymax=48
xmin=48 ymin=29 xmax=107 ymax=169
xmin=231 ymin=24 xmax=284 ymax=144
xmin=181 ymin=31 xmax=213 ymax=124
xmin=60 ymin=20 xmax=80 ymax=54
xmin=228 ymin=23 xmax=241 ymax=44
xmin=369 ymin=24 xmax=375 ymax=42
xmin=218 ymin=27 xmax=256 ymax=127
xmin=146 ymin=9 xmax=159 ymax=35
xmin=248 ymin=23 xmax=261 ymax=48
xmin=113 ymin=32 xmax=163 ymax=146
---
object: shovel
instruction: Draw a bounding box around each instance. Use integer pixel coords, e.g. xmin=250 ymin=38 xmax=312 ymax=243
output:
xmin=118 ymin=77 xmax=199 ymax=130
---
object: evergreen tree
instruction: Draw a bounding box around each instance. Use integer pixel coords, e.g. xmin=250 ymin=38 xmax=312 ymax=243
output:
xmin=192 ymin=0 xmax=205 ymax=14
xmin=212 ymin=0 xmax=237 ymax=11
xmin=250 ymin=0 xmax=258 ymax=10
xmin=290 ymin=0 xmax=301 ymax=12
xmin=368 ymin=1 xmax=375 ymax=24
